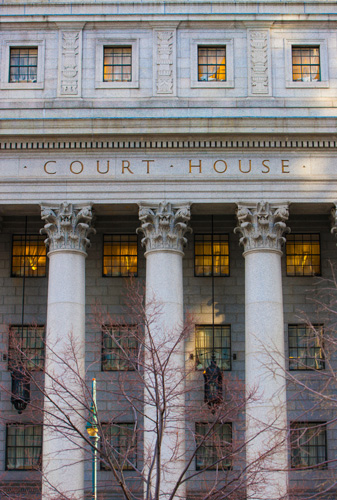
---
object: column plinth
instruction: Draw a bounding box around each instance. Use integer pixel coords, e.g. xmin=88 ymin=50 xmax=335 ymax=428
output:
xmin=235 ymin=201 xmax=289 ymax=500
xmin=40 ymin=202 xmax=95 ymax=500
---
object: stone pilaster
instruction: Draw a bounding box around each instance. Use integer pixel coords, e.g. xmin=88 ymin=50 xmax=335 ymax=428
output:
xmin=57 ymin=25 xmax=84 ymax=97
xmin=248 ymin=29 xmax=272 ymax=97
xmin=153 ymin=28 xmax=177 ymax=96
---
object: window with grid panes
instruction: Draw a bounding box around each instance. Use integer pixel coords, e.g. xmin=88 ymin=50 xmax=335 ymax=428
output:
xmin=195 ymin=234 xmax=229 ymax=277
xmin=103 ymin=46 xmax=132 ymax=82
xmin=195 ymin=325 xmax=231 ymax=371
xmin=6 ymin=424 xmax=42 ymax=470
xmin=195 ymin=423 xmax=232 ymax=470
xmin=288 ymin=324 xmax=324 ymax=371
xmin=292 ymin=46 xmax=320 ymax=82
xmin=290 ymin=422 xmax=327 ymax=469
xmin=286 ymin=234 xmax=320 ymax=276
xmin=102 ymin=326 xmax=137 ymax=371
xmin=101 ymin=423 xmax=136 ymax=470
xmin=103 ymin=235 xmax=137 ymax=277
xmin=9 ymin=47 xmax=38 ymax=83
xmin=9 ymin=326 xmax=45 ymax=371
xmin=11 ymin=235 xmax=47 ymax=277
xmin=198 ymin=46 xmax=226 ymax=82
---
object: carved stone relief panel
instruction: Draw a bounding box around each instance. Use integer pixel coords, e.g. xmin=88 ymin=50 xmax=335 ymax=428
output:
xmin=248 ymin=29 xmax=272 ymax=96
xmin=153 ymin=29 xmax=176 ymax=96
xmin=58 ymin=29 xmax=83 ymax=97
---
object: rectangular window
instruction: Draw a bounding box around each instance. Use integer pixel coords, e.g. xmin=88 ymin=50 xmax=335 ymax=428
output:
xmin=290 ymin=422 xmax=327 ymax=469
xmin=195 ymin=234 xmax=229 ymax=277
xmin=288 ymin=324 xmax=324 ymax=371
xmin=198 ymin=46 xmax=226 ymax=82
xmin=103 ymin=46 xmax=132 ymax=82
xmin=292 ymin=46 xmax=320 ymax=82
xmin=102 ymin=326 xmax=137 ymax=371
xmin=286 ymin=234 xmax=320 ymax=277
xmin=103 ymin=235 xmax=137 ymax=277
xmin=11 ymin=235 xmax=47 ymax=278
xmin=195 ymin=423 xmax=232 ymax=470
xmin=195 ymin=325 xmax=231 ymax=371
xmin=101 ymin=423 xmax=136 ymax=470
xmin=9 ymin=326 xmax=45 ymax=371
xmin=9 ymin=47 xmax=38 ymax=83
xmin=6 ymin=424 xmax=42 ymax=470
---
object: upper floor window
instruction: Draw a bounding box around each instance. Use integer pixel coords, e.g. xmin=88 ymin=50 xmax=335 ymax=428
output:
xmin=195 ymin=423 xmax=232 ymax=471
xmin=195 ymin=325 xmax=231 ymax=371
xmin=9 ymin=47 xmax=38 ymax=83
xmin=290 ymin=422 xmax=327 ymax=469
xmin=103 ymin=235 xmax=137 ymax=277
xmin=288 ymin=324 xmax=324 ymax=371
xmin=198 ymin=46 xmax=226 ymax=82
xmin=9 ymin=326 xmax=45 ymax=371
xmin=11 ymin=234 xmax=47 ymax=278
xmin=292 ymin=46 xmax=320 ymax=82
xmin=102 ymin=326 xmax=137 ymax=371
xmin=101 ymin=423 xmax=137 ymax=470
xmin=286 ymin=234 xmax=320 ymax=277
xmin=195 ymin=234 xmax=229 ymax=277
xmin=6 ymin=424 xmax=42 ymax=470
xmin=103 ymin=46 xmax=132 ymax=82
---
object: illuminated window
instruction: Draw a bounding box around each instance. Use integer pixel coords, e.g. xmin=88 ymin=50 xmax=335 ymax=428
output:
xmin=195 ymin=423 xmax=232 ymax=470
xmin=195 ymin=325 xmax=231 ymax=371
xmin=101 ymin=423 xmax=136 ymax=470
xmin=6 ymin=424 xmax=42 ymax=470
xmin=195 ymin=234 xmax=229 ymax=277
xmin=198 ymin=46 xmax=226 ymax=82
xmin=11 ymin=235 xmax=47 ymax=277
xmin=291 ymin=422 xmax=327 ymax=469
xmin=288 ymin=324 xmax=324 ymax=371
xmin=102 ymin=326 xmax=137 ymax=371
xmin=9 ymin=326 xmax=45 ymax=371
xmin=9 ymin=47 xmax=38 ymax=83
xmin=286 ymin=234 xmax=320 ymax=277
xmin=292 ymin=46 xmax=320 ymax=82
xmin=103 ymin=235 xmax=137 ymax=277
xmin=103 ymin=46 xmax=132 ymax=82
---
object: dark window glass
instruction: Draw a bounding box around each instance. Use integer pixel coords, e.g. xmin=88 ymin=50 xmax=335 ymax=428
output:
xmin=292 ymin=46 xmax=320 ymax=82
xmin=103 ymin=235 xmax=137 ymax=277
xmin=102 ymin=326 xmax=137 ymax=371
xmin=9 ymin=326 xmax=45 ymax=371
xmin=6 ymin=424 xmax=42 ymax=470
xmin=11 ymin=235 xmax=47 ymax=277
xmin=195 ymin=234 xmax=229 ymax=277
xmin=198 ymin=46 xmax=226 ymax=82
xmin=9 ymin=48 xmax=38 ymax=83
xmin=195 ymin=325 xmax=231 ymax=371
xmin=290 ymin=422 xmax=327 ymax=469
xmin=101 ymin=423 xmax=136 ymax=470
xmin=288 ymin=324 xmax=324 ymax=371
xmin=103 ymin=47 xmax=132 ymax=82
xmin=286 ymin=234 xmax=320 ymax=277
xmin=195 ymin=423 xmax=232 ymax=470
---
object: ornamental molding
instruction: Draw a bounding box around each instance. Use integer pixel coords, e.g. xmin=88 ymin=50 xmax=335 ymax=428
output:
xmin=40 ymin=202 xmax=95 ymax=254
xmin=154 ymin=29 xmax=176 ymax=96
xmin=58 ymin=29 xmax=82 ymax=97
xmin=248 ymin=29 xmax=271 ymax=96
xmin=234 ymin=202 xmax=289 ymax=253
xmin=137 ymin=202 xmax=191 ymax=254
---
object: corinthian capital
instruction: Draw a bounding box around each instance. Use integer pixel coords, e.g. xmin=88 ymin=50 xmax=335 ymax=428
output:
xmin=234 ymin=202 xmax=289 ymax=253
xmin=40 ymin=202 xmax=95 ymax=254
xmin=137 ymin=202 xmax=191 ymax=254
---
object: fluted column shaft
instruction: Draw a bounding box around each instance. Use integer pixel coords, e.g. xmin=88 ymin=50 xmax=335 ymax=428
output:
xmin=138 ymin=202 xmax=191 ymax=500
xmin=40 ymin=202 xmax=95 ymax=500
xmin=235 ymin=202 xmax=289 ymax=500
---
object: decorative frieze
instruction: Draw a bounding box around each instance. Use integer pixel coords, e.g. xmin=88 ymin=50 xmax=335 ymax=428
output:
xmin=154 ymin=29 xmax=176 ymax=96
xmin=138 ymin=202 xmax=191 ymax=253
xmin=58 ymin=29 xmax=82 ymax=97
xmin=235 ymin=202 xmax=289 ymax=253
xmin=248 ymin=29 xmax=271 ymax=96
xmin=40 ymin=202 xmax=95 ymax=253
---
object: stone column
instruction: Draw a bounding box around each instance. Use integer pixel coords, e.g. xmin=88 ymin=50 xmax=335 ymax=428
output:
xmin=138 ymin=201 xmax=191 ymax=500
xmin=40 ymin=202 xmax=95 ymax=500
xmin=235 ymin=202 xmax=289 ymax=500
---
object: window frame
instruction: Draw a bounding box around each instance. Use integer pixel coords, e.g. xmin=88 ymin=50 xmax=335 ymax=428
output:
xmin=6 ymin=423 xmax=42 ymax=471
xmin=101 ymin=325 xmax=138 ymax=372
xmin=100 ymin=422 xmax=137 ymax=471
xmin=288 ymin=324 xmax=325 ymax=371
xmin=195 ymin=422 xmax=232 ymax=471
xmin=8 ymin=325 xmax=45 ymax=372
xmin=195 ymin=325 xmax=231 ymax=371
xmin=285 ymin=233 xmax=321 ymax=277
xmin=285 ymin=38 xmax=329 ymax=89
xmin=11 ymin=234 xmax=47 ymax=278
xmin=102 ymin=234 xmax=138 ymax=278
xmin=95 ymin=39 xmax=139 ymax=89
xmin=1 ymin=39 xmax=45 ymax=90
xmin=194 ymin=233 xmax=230 ymax=277
xmin=190 ymin=38 xmax=234 ymax=89
xmin=290 ymin=422 xmax=327 ymax=469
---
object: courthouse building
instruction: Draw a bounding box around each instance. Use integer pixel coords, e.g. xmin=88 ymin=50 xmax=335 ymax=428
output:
xmin=0 ymin=0 xmax=337 ymax=498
